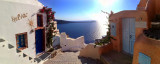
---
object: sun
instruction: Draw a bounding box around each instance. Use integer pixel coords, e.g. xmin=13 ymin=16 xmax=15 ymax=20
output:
xmin=91 ymin=12 xmax=109 ymax=24
xmin=90 ymin=12 xmax=109 ymax=36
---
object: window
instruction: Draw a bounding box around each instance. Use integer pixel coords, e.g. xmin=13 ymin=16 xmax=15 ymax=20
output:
xmin=37 ymin=14 xmax=43 ymax=27
xmin=16 ymin=32 xmax=28 ymax=50
xmin=110 ymin=22 xmax=116 ymax=36
xmin=139 ymin=52 xmax=151 ymax=64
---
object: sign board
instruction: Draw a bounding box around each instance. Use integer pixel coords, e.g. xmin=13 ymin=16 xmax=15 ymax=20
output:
xmin=135 ymin=21 xmax=147 ymax=28
xmin=11 ymin=13 xmax=28 ymax=22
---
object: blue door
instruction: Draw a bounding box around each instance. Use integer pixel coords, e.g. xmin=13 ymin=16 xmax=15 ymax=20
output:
xmin=129 ymin=18 xmax=135 ymax=54
xmin=35 ymin=29 xmax=44 ymax=54
xmin=139 ymin=53 xmax=151 ymax=64
xmin=122 ymin=18 xmax=135 ymax=54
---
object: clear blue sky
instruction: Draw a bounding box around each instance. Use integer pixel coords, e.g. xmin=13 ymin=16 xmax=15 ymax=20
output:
xmin=39 ymin=0 xmax=140 ymax=21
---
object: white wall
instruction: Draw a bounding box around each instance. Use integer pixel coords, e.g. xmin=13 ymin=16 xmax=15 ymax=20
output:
xmin=0 ymin=0 xmax=43 ymax=6
xmin=0 ymin=41 xmax=37 ymax=64
xmin=0 ymin=0 xmax=44 ymax=58
xmin=60 ymin=32 xmax=86 ymax=51
xmin=79 ymin=43 xmax=101 ymax=60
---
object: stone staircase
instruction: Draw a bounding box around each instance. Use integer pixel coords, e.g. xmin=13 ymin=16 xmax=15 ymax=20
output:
xmin=0 ymin=38 xmax=51 ymax=64
xmin=100 ymin=51 xmax=133 ymax=64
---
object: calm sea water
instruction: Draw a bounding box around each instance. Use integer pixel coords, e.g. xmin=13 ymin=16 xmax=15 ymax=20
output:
xmin=57 ymin=21 xmax=107 ymax=44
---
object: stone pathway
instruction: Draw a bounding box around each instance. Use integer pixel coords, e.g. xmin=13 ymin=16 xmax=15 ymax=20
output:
xmin=43 ymin=51 xmax=103 ymax=64
xmin=101 ymin=51 xmax=132 ymax=64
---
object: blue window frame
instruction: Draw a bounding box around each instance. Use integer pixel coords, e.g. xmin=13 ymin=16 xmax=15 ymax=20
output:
xmin=139 ymin=52 xmax=151 ymax=64
xmin=110 ymin=22 xmax=116 ymax=36
xmin=16 ymin=32 xmax=28 ymax=49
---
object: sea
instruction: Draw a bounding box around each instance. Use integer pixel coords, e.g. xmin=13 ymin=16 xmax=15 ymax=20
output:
xmin=57 ymin=21 xmax=108 ymax=44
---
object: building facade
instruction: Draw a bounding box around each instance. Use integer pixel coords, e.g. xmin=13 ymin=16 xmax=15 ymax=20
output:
xmin=0 ymin=0 xmax=56 ymax=64
xmin=109 ymin=0 xmax=160 ymax=64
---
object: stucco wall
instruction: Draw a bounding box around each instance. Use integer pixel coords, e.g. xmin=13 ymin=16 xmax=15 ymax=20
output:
xmin=137 ymin=0 xmax=147 ymax=10
xmin=99 ymin=43 xmax=113 ymax=55
xmin=79 ymin=43 xmax=101 ymax=59
xmin=60 ymin=32 xmax=86 ymax=51
xmin=155 ymin=0 xmax=160 ymax=14
xmin=0 ymin=0 xmax=43 ymax=58
xmin=79 ymin=43 xmax=113 ymax=59
xmin=0 ymin=0 xmax=43 ymax=6
xmin=109 ymin=10 xmax=148 ymax=52
xmin=0 ymin=41 xmax=37 ymax=64
xmin=52 ymin=35 xmax=60 ymax=47
xmin=133 ymin=34 xmax=160 ymax=64
xmin=146 ymin=0 xmax=155 ymax=28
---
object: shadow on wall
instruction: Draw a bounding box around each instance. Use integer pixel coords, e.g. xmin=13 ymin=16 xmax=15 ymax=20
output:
xmin=79 ymin=43 xmax=113 ymax=60
xmin=52 ymin=35 xmax=60 ymax=47
xmin=60 ymin=32 xmax=86 ymax=51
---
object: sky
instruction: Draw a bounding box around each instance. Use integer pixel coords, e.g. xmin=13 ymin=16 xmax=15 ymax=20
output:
xmin=39 ymin=0 xmax=140 ymax=21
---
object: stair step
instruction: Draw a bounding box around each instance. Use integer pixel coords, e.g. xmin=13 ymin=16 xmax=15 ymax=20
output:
xmin=16 ymin=49 xmax=22 ymax=53
xmin=38 ymin=53 xmax=50 ymax=60
xmin=8 ymin=44 xmax=14 ymax=49
xmin=34 ymin=58 xmax=42 ymax=63
xmin=0 ymin=38 xmax=5 ymax=42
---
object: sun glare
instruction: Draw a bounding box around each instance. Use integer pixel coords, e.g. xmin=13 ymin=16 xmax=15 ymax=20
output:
xmin=91 ymin=12 xmax=108 ymax=35
xmin=98 ymin=0 xmax=116 ymax=7
xmin=91 ymin=12 xmax=108 ymax=24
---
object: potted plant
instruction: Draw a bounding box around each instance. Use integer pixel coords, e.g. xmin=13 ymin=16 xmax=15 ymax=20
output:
xmin=94 ymin=25 xmax=115 ymax=48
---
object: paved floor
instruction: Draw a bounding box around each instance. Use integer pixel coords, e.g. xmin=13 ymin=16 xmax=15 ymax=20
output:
xmin=43 ymin=51 xmax=103 ymax=64
xmin=101 ymin=51 xmax=133 ymax=64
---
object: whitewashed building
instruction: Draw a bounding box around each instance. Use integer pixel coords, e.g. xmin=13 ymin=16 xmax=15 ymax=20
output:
xmin=0 ymin=0 xmax=57 ymax=64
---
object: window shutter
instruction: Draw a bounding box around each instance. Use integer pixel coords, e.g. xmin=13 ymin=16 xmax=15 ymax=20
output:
xmin=110 ymin=22 xmax=116 ymax=36
xmin=24 ymin=33 xmax=28 ymax=48
xmin=139 ymin=52 xmax=151 ymax=64
xmin=16 ymin=35 xmax=20 ymax=48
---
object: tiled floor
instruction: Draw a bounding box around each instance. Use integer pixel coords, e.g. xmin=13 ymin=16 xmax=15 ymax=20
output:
xmin=101 ymin=51 xmax=133 ymax=64
xmin=43 ymin=51 xmax=103 ymax=64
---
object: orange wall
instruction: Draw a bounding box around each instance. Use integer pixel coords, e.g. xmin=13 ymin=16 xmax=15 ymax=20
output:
xmin=146 ymin=0 xmax=155 ymax=28
xmin=155 ymin=0 xmax=160 ymax=14
xmin=133 ymin=34 xmax=160 ymax=64
xmin=137 ymin=0 xmax=147 ymax=10
xmin=99 ymin=43 xmax=113 ymax=55
xmin=109 ymin=18 xmax=121 ymax=52
xmin=137 ymin=0 xmax=157 ymax=28
xmin=109 ymin=10 xmax=148 ymax=52
xmin=108 ymin=0 xmax=160 ymax=64
xmin=132 ymin=0 xmax=160 ymax=64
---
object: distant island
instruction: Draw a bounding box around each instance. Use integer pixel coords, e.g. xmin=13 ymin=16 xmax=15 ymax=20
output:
xmin=54 ymin=19 xmax=96 ymax=24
